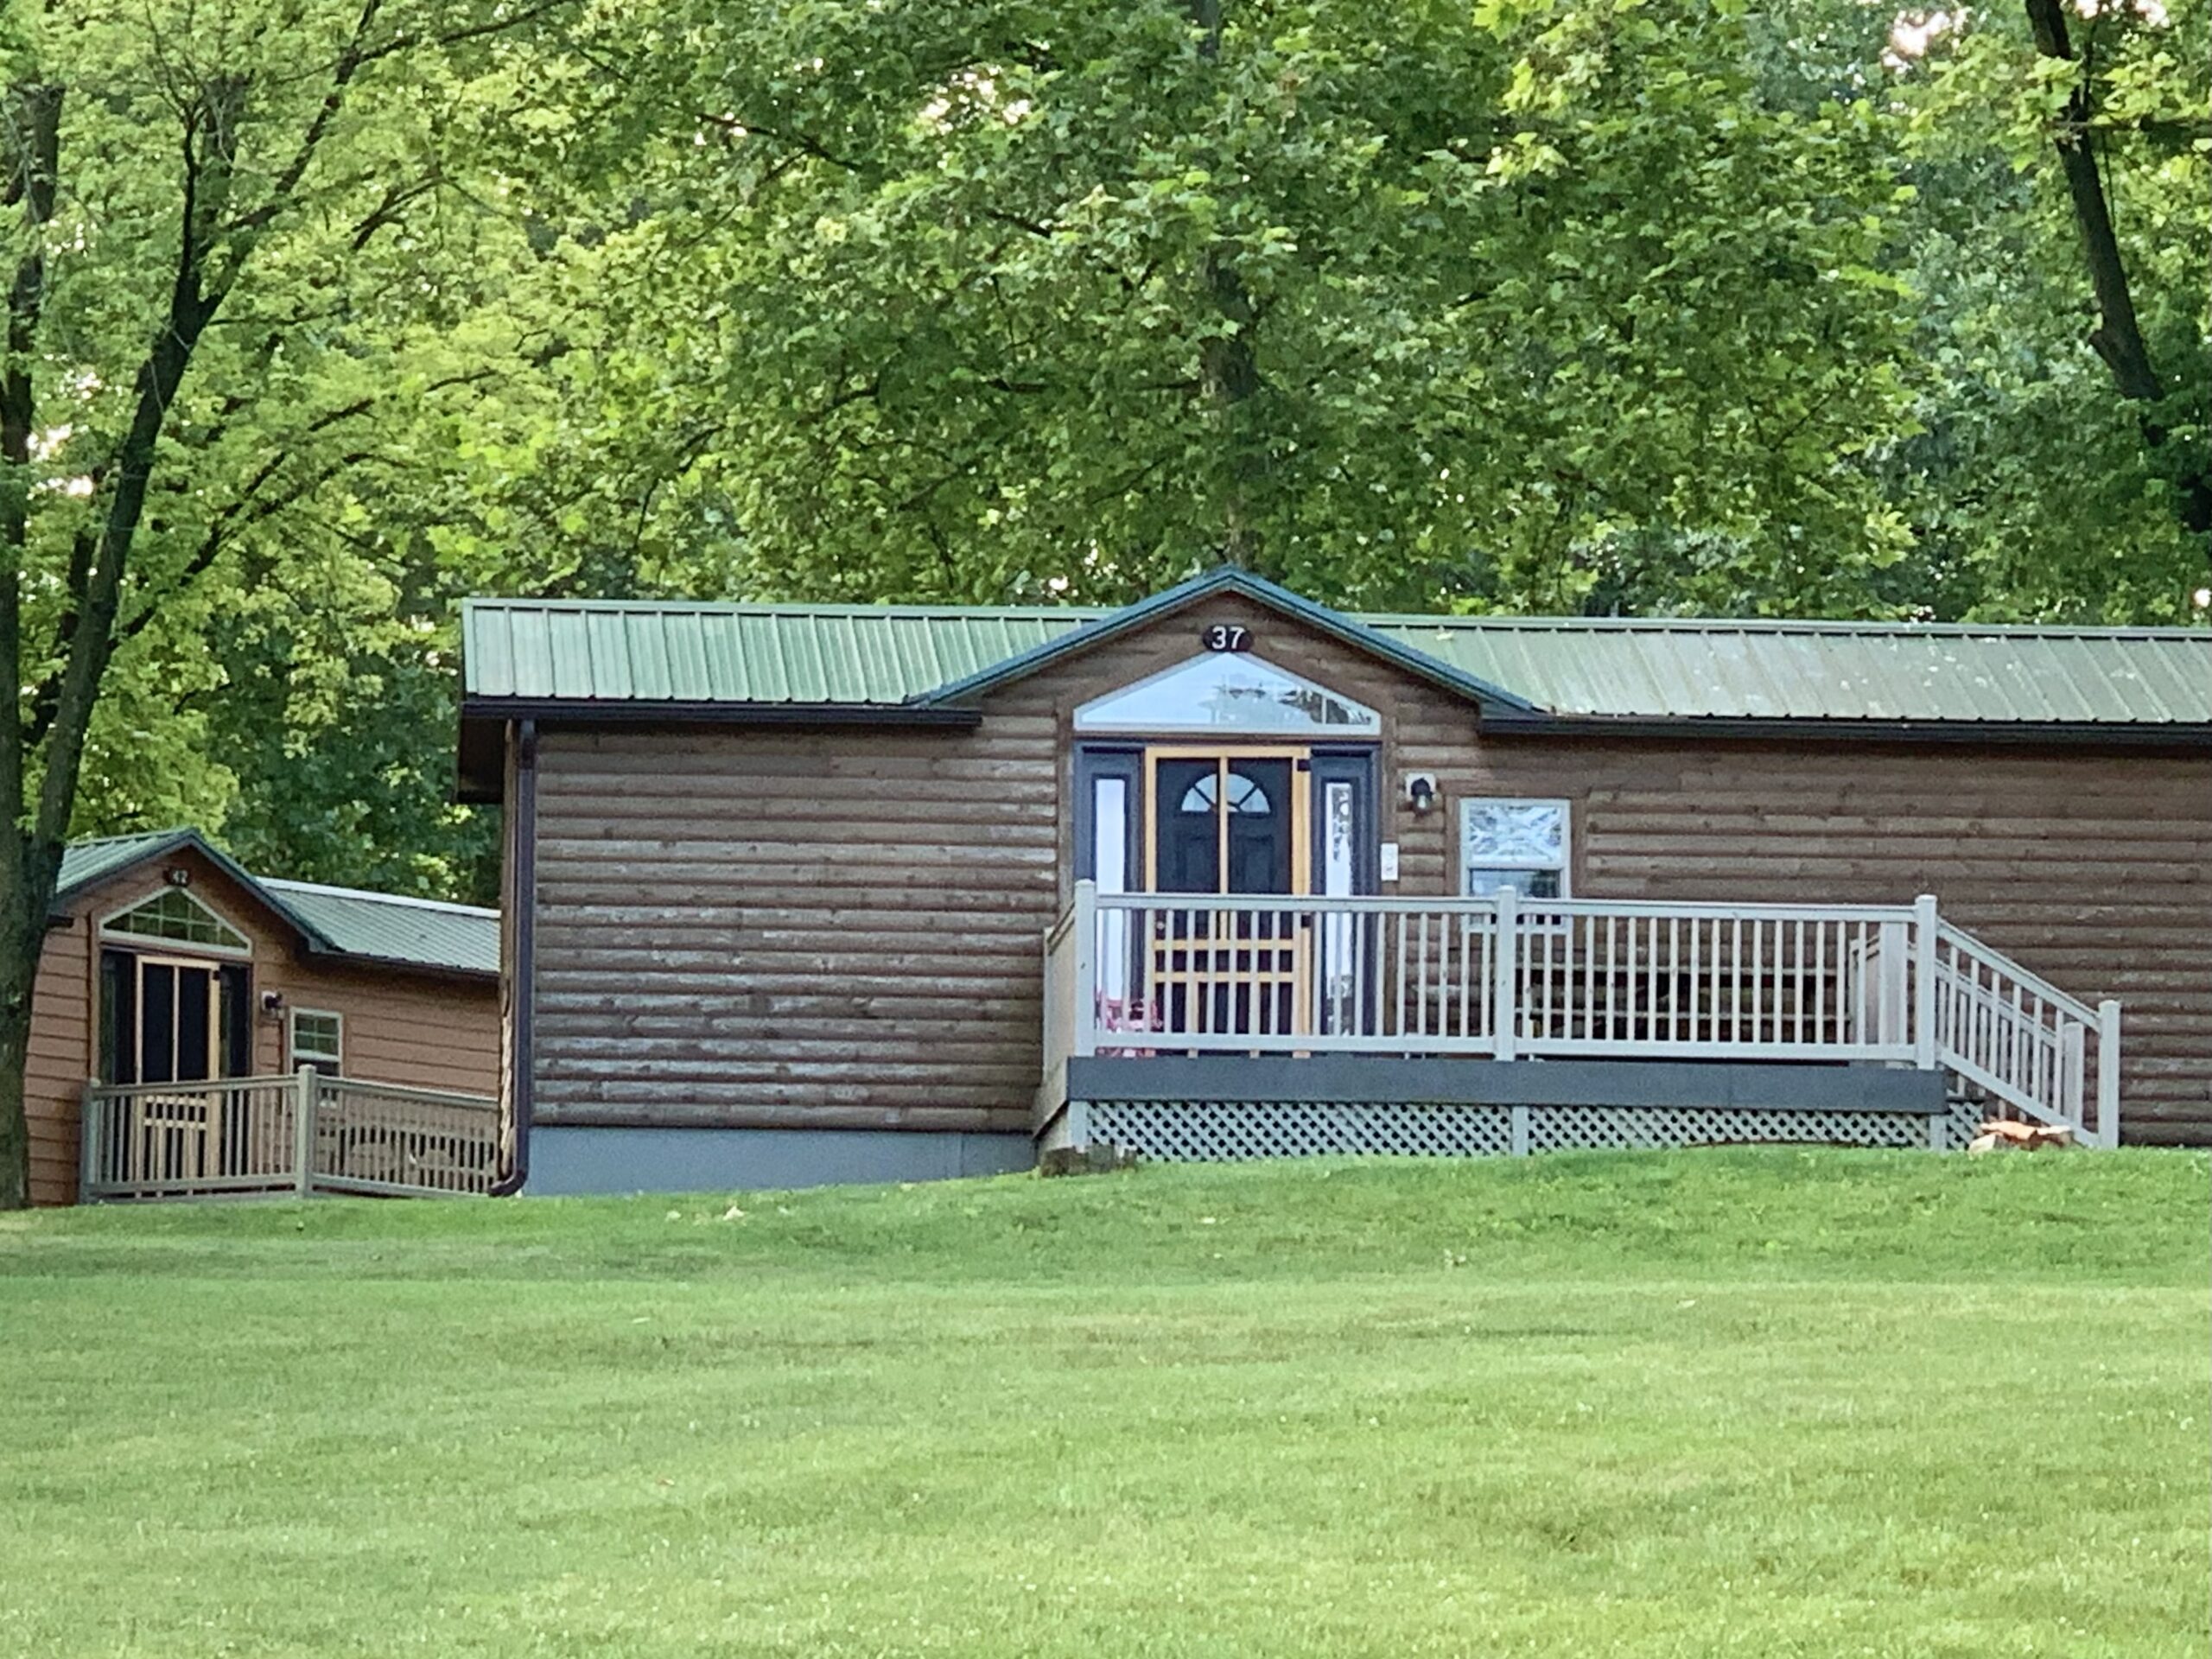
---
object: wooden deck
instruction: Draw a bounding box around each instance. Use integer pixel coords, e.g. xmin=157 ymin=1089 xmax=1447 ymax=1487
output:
xmin=1039 ymin=884 xmax=2121 ymax=1155
xmin=80 ymin=1069 xmax=500 ymax=1200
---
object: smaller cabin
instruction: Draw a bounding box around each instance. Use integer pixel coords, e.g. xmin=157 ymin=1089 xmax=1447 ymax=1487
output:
xmin=27 ymin=830 xmax=501 ymax=1205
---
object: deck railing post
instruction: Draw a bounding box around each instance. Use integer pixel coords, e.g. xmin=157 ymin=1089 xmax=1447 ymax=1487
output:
xmin=1071 ymin=880 xmax=1098 ymax=1059
xmin=1492 ymin=886 xmax=1519 ymax=1062
xmin=292 ymin=1065 xmax=318 ymax=1198
xmin=79 ymin=1079 xmax=102 ymax=1201
xmin=2060 ymin=1024 xmax=2086 ymax=1128
xmin=1911 ymin=895 xmax=1939 ymax=1071
xmin=1874 ymin=920 xmax=1905 ymax=1047
xmin=2095 ymin=998 xmax=2122 ymax=1149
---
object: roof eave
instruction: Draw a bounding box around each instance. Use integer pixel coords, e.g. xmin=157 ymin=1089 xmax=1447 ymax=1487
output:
xmin=1478 ymin=711 xmax=2212 ymax=748
xmin=454 ymin=697 xmax=984 ymax=802
xmin=53 ymin=829 xmax=347 ymax=955
xmin=296 ymin=939 xmax=499 ymax=982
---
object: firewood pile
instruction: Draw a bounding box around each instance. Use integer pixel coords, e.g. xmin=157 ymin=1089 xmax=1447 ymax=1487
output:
xmin=1966 ymin=1117 xmax=2075 ymax=1154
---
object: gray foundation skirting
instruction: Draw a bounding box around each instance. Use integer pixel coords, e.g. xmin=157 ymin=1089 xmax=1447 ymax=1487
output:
xmin=524 ymin=1125 xmax=1036 ymax=1195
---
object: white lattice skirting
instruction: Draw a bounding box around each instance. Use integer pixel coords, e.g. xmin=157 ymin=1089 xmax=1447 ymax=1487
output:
xmin=1074 ymin=1099 xmax=1986 ymax=1161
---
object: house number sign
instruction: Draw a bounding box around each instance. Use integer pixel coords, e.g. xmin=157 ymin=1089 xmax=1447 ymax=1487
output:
xmin=1200 ymin=623 xmax=1252 ymax=652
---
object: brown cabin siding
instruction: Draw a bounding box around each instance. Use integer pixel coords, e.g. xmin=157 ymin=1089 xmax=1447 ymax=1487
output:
xmin=24 ymin=848 xmax=500 ymax=1205
xmin=530 ymin=731 xmax=1060 ymax=1133
xmin=521 ymin=593 xmax=2212 ymax=1146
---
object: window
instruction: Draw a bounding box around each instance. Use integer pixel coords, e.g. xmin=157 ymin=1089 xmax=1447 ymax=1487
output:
xmin=1073 ymin=652 xmax=1380 ymax=735
xmin=289 ymin=1008 xmax=343 ymax=1076
xmin=1460 ymin=798 xmax=1571 ymax=899
xmin=101 ymin=887 xmax=249 ymax=954
xmin=1179 ymin=771 xmax=1272 ymax=815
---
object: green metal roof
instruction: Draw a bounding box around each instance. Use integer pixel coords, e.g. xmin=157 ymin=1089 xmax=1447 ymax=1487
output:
xmin=464 ymin=598 xmax=1098 ymax=705
xmin=462 ymin=592 xmax=2212 ymax=726
xmin=56 ymin=832 xmax=496 ymax=977
xmin=258 ymin=880 xmax=499 ymax=977
xmin=1366 ymin=616 xmax=2212 ymax=724
xmin=57 ymin=832 xmax=203 ymax=899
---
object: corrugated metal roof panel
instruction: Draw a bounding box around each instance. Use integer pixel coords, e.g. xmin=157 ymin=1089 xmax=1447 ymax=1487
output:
xmin=1367 ymin=617 xmax=2212 ymax=723
xmin=259 ymin=880 xmax=498 ymax=976
xmin=462 ymin=600 xmax=1104 ymax=704
xmin=461 ymin=599 xmax=2212 ymax=725
xmin=56 ymin=832 xmax=194 ymax=898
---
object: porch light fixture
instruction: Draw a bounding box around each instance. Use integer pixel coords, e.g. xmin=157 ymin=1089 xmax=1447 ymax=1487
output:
xmin=1403 ymin=773 xmax=1439 ymax=815
xmin=163 ymin=866 xmax=192 ymax=887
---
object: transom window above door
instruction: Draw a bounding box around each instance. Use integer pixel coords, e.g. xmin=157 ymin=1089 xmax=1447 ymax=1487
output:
xmin=1074 ymin=652 xmax=1380 ymax=735
xmin=100 ymin=887 xmax=250 ymax=955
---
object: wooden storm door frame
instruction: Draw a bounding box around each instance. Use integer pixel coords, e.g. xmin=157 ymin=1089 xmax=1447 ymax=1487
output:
xmin=1072 ymin=741 xmax=1380 ymax=1042
xmin=1143 ymin=745 xmax=1313 ymax=1041
xmin=134 ymin=954 xmax=225 ymax=1085
xmin=131 ymin=953 xmax=227 ymax=1180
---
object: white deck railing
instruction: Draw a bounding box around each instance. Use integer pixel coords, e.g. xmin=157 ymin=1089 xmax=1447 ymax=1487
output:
xmin=1041 ymin=882 xmax=2120 ymax=1147
xmin=81 ymin=1068 xmax=501 ymax=1200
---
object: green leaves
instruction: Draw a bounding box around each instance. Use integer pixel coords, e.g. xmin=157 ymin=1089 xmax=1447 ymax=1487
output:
xmin=490 ymin=0 xmax=1931 ymax=613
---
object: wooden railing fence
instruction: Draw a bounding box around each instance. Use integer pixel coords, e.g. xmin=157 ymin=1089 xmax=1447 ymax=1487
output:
xmin=1042 ymin=883 xmax=2121 ymax=1147
xmin=81 ymin=1068 xmax=501 ymax=1201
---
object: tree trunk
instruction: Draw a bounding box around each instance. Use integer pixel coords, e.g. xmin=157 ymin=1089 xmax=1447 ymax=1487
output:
xmin=0 ymin=904 xmax=48 ymax=1210
xmin=2020 ymin=0 xmax=2212 ymax=544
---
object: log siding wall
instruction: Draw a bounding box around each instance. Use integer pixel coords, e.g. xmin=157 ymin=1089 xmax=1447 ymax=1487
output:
xmin=523 ymin=595 xmax=2212 ymax=1146
xmin=23 ymin=849 xmax=500 ymax=1205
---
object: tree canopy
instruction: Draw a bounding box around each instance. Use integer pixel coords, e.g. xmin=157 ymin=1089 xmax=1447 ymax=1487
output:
xmin=11 ymin=0 xmax=2212 ymax=899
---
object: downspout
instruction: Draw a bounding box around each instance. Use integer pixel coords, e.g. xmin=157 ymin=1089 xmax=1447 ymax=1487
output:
xmin=489 ymin=719 xmax=537 ymax=1195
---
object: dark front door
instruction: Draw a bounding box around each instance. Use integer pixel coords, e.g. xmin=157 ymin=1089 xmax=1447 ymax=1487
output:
xmin=1147 ymin=752 xmax=1304 ymax=1036
xmin=1152 ymin=756 xmax=1297 ymax=895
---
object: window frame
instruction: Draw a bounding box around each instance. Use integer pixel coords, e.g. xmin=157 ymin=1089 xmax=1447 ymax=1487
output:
xmin=1071 ymin=650 xmax=1382 ymax=736
xmin=288 ymin=1007 xmax=345 ymax=1077
xmin=98 ymin=886 xmax=252 ymax=957
xmin=1458 ymin=797 xmax=1574 ymax=901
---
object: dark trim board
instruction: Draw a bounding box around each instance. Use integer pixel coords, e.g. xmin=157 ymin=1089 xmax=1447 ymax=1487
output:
xmin=1064 ymin=1055 xmax=1948 ymax=1113
xmin=461 ymin=696 xmax=984 ymax=728
xmin=489 ymin=719 xmax=537 ymax=1197
xmin=1478 ymin=712 xmax=2212 ymax=752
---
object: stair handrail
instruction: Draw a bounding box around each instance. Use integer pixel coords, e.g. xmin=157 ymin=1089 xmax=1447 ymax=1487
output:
xmin=1926 ymin=919 xmax=2120 ymax=1147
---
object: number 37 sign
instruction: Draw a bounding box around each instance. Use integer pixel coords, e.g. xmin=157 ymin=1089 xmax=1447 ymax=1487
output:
xmin=1200 ymin=623 xmax=1252 ymax=652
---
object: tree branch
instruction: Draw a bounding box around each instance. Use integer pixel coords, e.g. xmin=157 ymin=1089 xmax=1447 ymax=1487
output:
xmin=2020 ymin=0 xmax=2162 ymax=404
xmin=0 ymin=80 xmax=63 ymax=864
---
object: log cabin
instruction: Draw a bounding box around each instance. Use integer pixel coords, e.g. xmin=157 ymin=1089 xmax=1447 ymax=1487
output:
xmin=456 ymin=568 xmax=2212 ymax=1193
xmin=31 ymin=829 xmax=500 ymax=1205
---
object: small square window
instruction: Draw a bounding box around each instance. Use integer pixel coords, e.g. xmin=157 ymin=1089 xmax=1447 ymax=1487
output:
xmin=289 ymin=1008 xmax=343 ymax=1076
xmin=1461 ymin=799 xmax=1571 ymax=899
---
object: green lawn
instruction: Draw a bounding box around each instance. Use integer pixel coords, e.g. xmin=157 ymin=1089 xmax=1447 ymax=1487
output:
xmin=1 ymin=1151 xmax=2204 ymax=1657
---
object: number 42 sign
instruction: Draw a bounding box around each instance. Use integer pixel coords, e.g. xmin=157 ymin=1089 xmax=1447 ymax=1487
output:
xmin=1200 ymin=623 xmax=1251 ymax=652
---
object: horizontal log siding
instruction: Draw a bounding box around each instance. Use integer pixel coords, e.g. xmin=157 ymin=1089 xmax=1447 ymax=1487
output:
xmin=525 ymin=593 xmax=2212 ymax=1145
xmin=1387 ymin=727 xmax=2212 ymax=1145
xmin=252 ymin=958 xmax=500 ymax=1096
xmin=529 ymin=734 xmax=1061 ymax=1130
xmin=23 ymin=849 xmax=500 ymax=1203
xmin=23 ymin=914 xmax=93 ymax=1206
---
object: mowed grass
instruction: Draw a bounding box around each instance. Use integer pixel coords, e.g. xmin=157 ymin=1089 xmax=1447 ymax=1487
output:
xmin=0 ymin=1152 xmax=2204 ymax=1657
